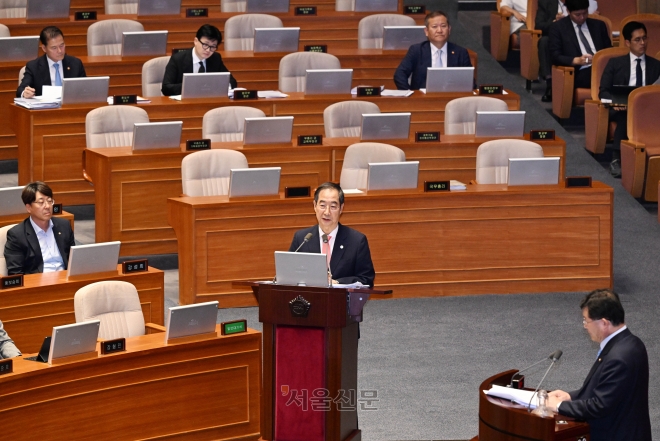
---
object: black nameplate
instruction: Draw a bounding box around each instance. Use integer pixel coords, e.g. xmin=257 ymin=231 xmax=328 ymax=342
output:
xmin=221 ymin=319 xmax=247 ymax=335
xmin=0 ymin=359 xmax=13 ymax=375
xmin=297 ymin=135 xmax=322 ymax=145
xmin=479 ymin=85 xmax=503 ymax=95
xmin=530 ymin=129 xmax=556 ymax=141
xmin=286 ymin=186 xmax=311 ymax=198
xmin=100 ymin=338 xmax=126 ymax=354
xmin=75 ymin=11 xmax=97 ymax=20
xmin=52 ymin=203 xmax=63 ymax=214
xmin=234 ymin=90 xmax=258 ymax=100
xmin=404 ymin=5 xmax=426 ymax=14
xmin=566 ymin=176 xmax=592 ymax=188
xmin=357 ymin=86 xmax=381 ymax=97
xmin=424 ymin=181 xmax=450 ymax=192
xmin=304 ymin=45 xmax=327 ymax=53
xmin=186 ymin=139 xmax=211 ymax=151
xmin=113 ymin=95 xmax=137 ymax=105
xmin=295 ymin=6 xmax=317 ymax=15
xmin=186 ymin=7 xmax=208 ymax=17
xmin=1 ymin=274 xmax=24 ymax=289
xmin=415 ymin=131 xmax=440 ymax=142
xmin=122 ymin=259 xmax=148 ymax=274
xmin=172 ymin=48 xmax=188 ymax=55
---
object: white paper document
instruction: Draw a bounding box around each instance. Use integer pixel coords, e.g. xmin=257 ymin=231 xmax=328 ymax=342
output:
xmin=42 ymin=85 xmax=62 ymax=100
xmin=14 ymin=98 xmax=61 ymax=109
xmin=381 ymin=89 xmax=414 ymax=97
xmin=450 ymin=180 xmax=467 ymax=191
xmin=484 ymin=385 xmax=539 ymax=409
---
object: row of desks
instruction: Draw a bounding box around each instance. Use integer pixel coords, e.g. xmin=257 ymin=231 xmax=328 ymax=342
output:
xmin=70 ymin=0 xmax=374 ymax=13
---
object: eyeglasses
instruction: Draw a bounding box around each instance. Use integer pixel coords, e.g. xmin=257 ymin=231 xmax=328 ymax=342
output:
xmin=316 ymin=203 xmax=340 ymax=211
xmin=630 ymin=36 xmax=648 ymax=43
xmin=582 ymin=317 xmax=598 ymax=326
xmin=32 ymin=198 xmax=55 ymax=207
xmin=199 ymin=41 xmax=218 ymax=52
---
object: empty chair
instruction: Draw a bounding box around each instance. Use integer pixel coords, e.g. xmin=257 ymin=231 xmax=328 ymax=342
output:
xmin=202 ymin=106 xmax=266 ymax=142
xmin=323 ymin=101 xmax=381 ymax=138
xmin=0 ymin=224 xmax=17 ymax=276
xmin=278 ymin=52 xmax=341 ymax=92
xmin=475 ymin=139 xmax=544 ymax=184
xmin=0 ymin=0 xmax=26 ymax=18
xmin=86 ymin=106 xmax=149 ymax=148
xmin=357 ymin=14 xmax=416 ymax=49
xmin=87 ymin=19 xmax=144 ymax=56
xmin=223 ymin=14 xmax=283 ymax=51
xmin=181 ymin=149 xmax=249 ymax=196
xmin=444 ymin=96 xmax=509 ymax=135
xmin=105 ymin=0 xmax=137 ymax=14
xmin=340 ymin=142 xmax=405 ymax=189
xmin=335 ymin=0 xmax=353 ymax=11
xmin=142 ymin=56 xmax=170 ymax=97
xmin=221 ymin=0 xmax=246 ymax=12
xmin=0 ymin=23 xmax=10 ymax=36
xmin=18 ymin=66 xmax=25 ymax=85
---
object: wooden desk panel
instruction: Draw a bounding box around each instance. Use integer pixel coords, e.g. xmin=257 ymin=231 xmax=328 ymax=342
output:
xmin=0 ymin=326 xmax=261 ymax=441
xmin=167 ymin=184 xmax=613 ymax=307
xmin=0 ymin=211 xmax=74 ymax=230
xmin=0 ymin=265 xmax=164 ymax=353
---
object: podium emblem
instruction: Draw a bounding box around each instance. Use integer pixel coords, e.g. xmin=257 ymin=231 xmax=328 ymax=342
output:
xmin=289 ymin=295 xmax=311 ymax=317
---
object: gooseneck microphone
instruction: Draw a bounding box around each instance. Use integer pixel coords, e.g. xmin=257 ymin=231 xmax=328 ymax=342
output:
xmin=509 ymin=350 xmax=563 ymax=388
xmin=527 ymin=350 xmax=563 ymax=412
xmin=293 ymin=233 xmax=313 ymax=252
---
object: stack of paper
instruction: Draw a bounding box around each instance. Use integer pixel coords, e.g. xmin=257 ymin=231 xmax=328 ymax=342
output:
xmin=484 ymin=385 xmax=539 ymax=409
xmin=14 ymin=98 xmax=61 ymax=109
xmin=450 ymin=180 xmax=467 ymax=191
xmin=381 ymin=89 xmax=414 ymax=97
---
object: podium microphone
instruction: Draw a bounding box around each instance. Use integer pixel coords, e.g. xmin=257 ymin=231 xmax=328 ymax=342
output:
xmin=527 ymin=350 xmax=562 ymax=412
xmin=509 ymin=350 xmax=563 ymax=388
xmin=293 ymin=233 xmax=313 ymax=253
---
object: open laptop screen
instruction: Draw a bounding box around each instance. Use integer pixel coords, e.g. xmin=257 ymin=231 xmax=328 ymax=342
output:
xmin=275 ymin=251 xmax=329 ymax=287
xmin=48 ymin=320 xmax=101 ymax=364
xmin=122 ymin=31 xmax=168 ymax=57
xmin=360 ymin=113 xmax=411 ymax=140
xmin=253 ymin=28 xmax=300 ymax=53
xmin=61 ymin=77 xmax=110 ymax=105
xmin=229 ymin=167 xmax=281 ymax=197
xmin=165 ymin=301 xmax=218 ymax=341
xmin=137 ymin=0 xmax=181 ymax=15
xmin=247 ymin=0 xmax=289 ymax=12
xmin=27 ymin=0 xmax=70 ymax=20
xmin=132 ymin=122 xmax=183 ymax=150
xmin=305 ymin=69 xmax=353 ymax=95
xmin=382 ymin=26 xmax=426 ymax=50
xmin=475 ymin=111 xmax=525 ymax=138
xmin=426 ymin=67 xmax=474 ymax=93
xmin=0 ymin=36 xmax=39 ymax=62
xmin=366 ymin=161 xmax=419 ymax=191
xmin=67 ymin=242 xmax=121 ymax=277
xmin=182 ymin=72 xmax=230 ymax=99
xmin=507 ymin=157 xmax=560 ymax=186
xmin=243 ymin=116 xmax=293 ymax=145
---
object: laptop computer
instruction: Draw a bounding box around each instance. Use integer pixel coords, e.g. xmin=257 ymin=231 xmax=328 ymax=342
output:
xmin=354 ymin=0 xmax=397 ymax=12
xmin=366 ymin=161 xmax=419 ymax=191
xmin=247 ymin=0 xmax=289 ymax=13
xmin=165 ymin=301 xmax=218 ymax=341
xmin=426 ymin=67 xmax=475 ymax=93
xmin=243 ymin=116 xmax=294 ymax=145
xmin=228 ymin=167 xmax=281 ymax=197
xmin=182 ymin=72 xmax=230 ymax=99
xmin=475 ymin=111 xmax=525 ymax=137
xmin=0 ymin=186 xmax=26 ymax=216
xmin=26 ymin=0 xmax=70 ymax=20
xmin=67 ymin=242 xmax=121 ymax=278
xmin=382 ymin=26 xmax=427 ymax=50
xmin=253 ymin=28 xmax=300 ymax=53
xmin=610 ymin=85 xmax=638 ymax=106
xmin=137 ymin=0 xmax=181 ymax=15
xmin=24 ymin=336 xmax=53 ymax=363
xmin=507 ymin=157 xmax=560 ymax=186
xmin=122 ymin=31 xmax=168 ymax=57
xmin=61 ymin=77 xmax=109 ymax=105
xmin=275 ymin=251 xmax=329 ymax=287
xmin=305 ymin=69 xmax=353 ymax=95
xmin=360 ymin=113 xmax=411 ymax=140
xmin=132 ymin=121 xmax=183 ymax=150
xmin=47 ymin=321 xmax=101 ymax=364
xmin=0 ymin=36 xmax=39 ymax=62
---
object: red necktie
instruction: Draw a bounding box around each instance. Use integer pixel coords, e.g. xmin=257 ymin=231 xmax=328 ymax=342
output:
xmin=322 ymin=235 xmax=332 ymax=269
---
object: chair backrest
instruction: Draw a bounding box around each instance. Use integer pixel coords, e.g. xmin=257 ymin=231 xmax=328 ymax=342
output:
xmin=278 ymin=52 xmax=342 ymax=92
xmin=0 ymin=23 xmax=10 ymax=37
xmin=620 ymin=14 xmax=660 ymax=56
xmin=444 ymin=97 xmax=509 ymax=135
xmin=142 ymin=56 xmax=170 ymax=97
xmin=0 ymin=0 xmax=26 ymax=18
xmin=323 ymin=101 xmax=381 ymax=138
xmin=224 ymin=14 xmax=283 ymax=51
xmin=18 ymin=66 xmax=25 ymax=85
xmin=74 ymin=281 xmax=146 ymax=340
xmin=87 ymin=19 xmax=145 ymax=56
xmin=221 ymin=0 xmax=246 ymax=12
xmin=589 ymin=14 xmax=613 ymax=42
xmin=475 ymin=139 xmax=544 ymax=184
xmin=589 ymin=47 xmax=628 ymax=100
xmin=340 ymin=142 xmax=406 ymax=189
xmin=202 ymin=106 xmax=266 ymax=142
xmin=628 ymin=85 xmax=660 ymax=146
xmin=335 ymin=0 xmax=353 ymax=11
xmin=86 ymin=106 xmax=150 ymax=148
xmin=358 ymin=14 xmax=417 ymax=49
xmin=181 ymin=149 xmax=249 ymax=196
xmin=105 ymin=0 xmax=137 ymax=14
xmin=597 ymin=0 xmax=637 ymax=33
xmin=526 ymin=0 xmax=537 ymax=30
xmin=0 ymin=223 xmax=17 ymax=276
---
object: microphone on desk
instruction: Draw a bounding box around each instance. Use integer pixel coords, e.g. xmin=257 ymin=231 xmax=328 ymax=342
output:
xmin=527 ymin=349 xmax=562 ymax=412
xmin=293 ymin=233 xmax=314 ymax=253
xmin=509 ymin=350 xmax=563 ymax=389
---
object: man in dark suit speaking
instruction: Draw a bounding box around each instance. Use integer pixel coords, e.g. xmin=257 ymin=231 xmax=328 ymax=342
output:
xmin=393 ymin=11 xmax=472 ymax=90
xmin=289 ymin=182 xmax=375 ymax=287
xmin=161 ymin=24 xmax=237 ymax=96
xmin=547 ymin=289 xmax=652 ymax=441
xmin=16 ymin=26 xmax=86 ymax=98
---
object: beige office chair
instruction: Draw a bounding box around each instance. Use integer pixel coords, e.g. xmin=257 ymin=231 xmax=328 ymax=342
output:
xmin=223 ymin=14 xmax=283 ymax=51
xmin=444 ymin=96 xmax=509 ymax=135
xmin=87 ymin=19 xmax=144 ymax=56
xmin=18 ymin=66 xmax=25 ymax=85
xmin=335 ymin=0 xmax=353 ymax=11
xmin=475 ymin=139 xmax=544 ymax=184
xmin=105 ymin=0 xmax=137 ymax=14
xmin=0 ymin=224 xmax=17 ymax=276
xmin=221 ymin=0 xmax=246 ymax=12
xmin=85 ymin=106 xmax=150 ymax=148
xmin=0 ymin=23 xmax=10 ymax=36
xmin=278 ymin=52 xmax=341 ymax=92
xmin=142 ymin=56 xmax=170 ymax=97
xmin=181 ymin=149 xmax=249 ymax=196
xmin=323 ymin=101 xmax=380 ymax=138
xmin=357 ymin=14 xmax=416 ymax=49
xmin=339 ymin=142 xmax=406 ymax=189
xmin=0 ymin=0 xmax=26 ymax=18
xmin=202 ymin=106 xmax=266 ymax=142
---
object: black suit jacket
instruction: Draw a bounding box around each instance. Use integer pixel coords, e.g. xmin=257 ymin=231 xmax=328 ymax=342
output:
xmin=4 ymin=217 xmax=75 ymax=275
xmin=16 ymin=54 xmax=86 ymax=97
xmin=549 ymin=16 xmax=612 ymax=66
xmin=536 ymin=0 xmax=560 ymax=36
xmin=393 ymin=40 xmax=472 ymax=90
xmin=558 ymin=329 xmax=652 ymax=440
xmin=599 ymin=54 xmax=660 ymax=99
xmin=288 ymin=223 xmax=375 ymax=286
xmin=161 ymin=48 xmax=237 ymax=96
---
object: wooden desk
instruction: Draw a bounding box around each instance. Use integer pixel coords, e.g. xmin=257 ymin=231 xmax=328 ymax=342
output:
xmin=0 ymin=265 xmax=164 ymax=353
xmin=84 ymin=133 xmax=559 ymax=256
xmin=167 ymin=183 xmax=613 ymax=307
xmin=12 ymin=91 xmax=517 ymax=205
xmin=0 ymin=325 xmax=261 ymax=441
xmin=0 ymin=211 xmax=74 ymax=230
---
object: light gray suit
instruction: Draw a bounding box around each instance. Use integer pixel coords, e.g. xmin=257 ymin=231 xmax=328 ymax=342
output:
xmin=0 ymin=319 xmax=21 ymax=359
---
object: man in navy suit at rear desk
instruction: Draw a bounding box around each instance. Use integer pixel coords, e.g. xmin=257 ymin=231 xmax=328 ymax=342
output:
xmin=393 ymin=10 xmax=472 ymax=90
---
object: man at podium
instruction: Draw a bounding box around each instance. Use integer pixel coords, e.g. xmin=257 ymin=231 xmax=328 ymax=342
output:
xmin=0 ymin=319 xmax=21 ymax=359
xmin=288 ymin=182 xmax=375 ymax=287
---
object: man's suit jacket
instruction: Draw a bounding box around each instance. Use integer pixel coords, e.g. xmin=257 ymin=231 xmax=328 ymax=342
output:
xmin=599 ymin=54 xmax=660 ymax=99
xmin=536 ymin=0 xmax=560 ymax=36
xmin=16 ymin=54 xmax=86 ymax=97
xmin=288 ymin=223 xmax=375 ymax=286
xmin=393 ymin=40 xmax=472 ymax=90
xmin=3 ymin=217 xmax=75 ymax=275
xmin=559 ymin=329 xmax=652 ymax=441
xmin=0 ymin=319 xmax=21 ymax=359
xmin=549 ymin=16 xmax=612 ymax=66
xmin=161 ymin=48 xmax=237 ymax=96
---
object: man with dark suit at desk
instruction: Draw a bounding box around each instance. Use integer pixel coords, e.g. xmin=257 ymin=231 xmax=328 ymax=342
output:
xmin=393 ymin=11 xmax=472 ymax=90
xmin=161 ymin=24 xmax=237 ymax=96
xmin=0 ymin=320 xmax=21 ymax=359
xmin=3 ymin=182 xmax=75 ymax=275
xmin=16 ymin=26 xmax=86 ymax=99
xmin=547 ymin=289 xmax=652 ymax=441
xmin=289 ymin=182 xmax=375 ymax=287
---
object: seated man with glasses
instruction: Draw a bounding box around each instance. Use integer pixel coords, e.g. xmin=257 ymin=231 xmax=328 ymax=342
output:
xmin=3 ymin=181 xmax=75 ymax=275
xmin=161 ymin=24 xmax=237 ymax=96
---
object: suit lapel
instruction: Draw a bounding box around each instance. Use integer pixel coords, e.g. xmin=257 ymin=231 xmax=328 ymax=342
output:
xmin=62 ymin=56 xmax=73 ymax=79
xmin=422 ymin=42 xmax=432 ymax=69
xmin=446 ymin=42 xmax=457 ymax=67
xmin=581 ymin=329 xmax=629 ymax=387
xmin=52 ymin=220 xmax=67 ymax=262
xmin=566 ymin=19 xmax=582 ymax=55
xmin=329 ymin=224 xmax=347 ymax=272
xmin=24 ymin=219 xmax=44 ymax=268
xmin=184 ymin=49 xmax=195 ymax=74
xmin=623 ymin=56 xmax=632 ymax=85
xmin=38 ymin=55 xmax=52 ymax=87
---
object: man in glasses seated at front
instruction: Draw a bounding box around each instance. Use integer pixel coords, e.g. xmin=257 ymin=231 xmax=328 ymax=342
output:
xmin=3 ymin=181 xmax=75 ymax=275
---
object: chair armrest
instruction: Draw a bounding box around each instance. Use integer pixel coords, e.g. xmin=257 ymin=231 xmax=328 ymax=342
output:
xmin=584 ymin=99 xmax=610 ymax=154
xmin=519 ymin=29 xmax=541 ymax=81
xmin=552 ymin=65 xmax=575 ymax=119
xmin=620 ymin=139 xmax=646 ymax=198
xmin=490 ymin=11 xmax=511 ymax=61
xmin=82 ymin=149 xmax=94 ymax=185
xmin=145 ymin=323 xmax=166 ymax=333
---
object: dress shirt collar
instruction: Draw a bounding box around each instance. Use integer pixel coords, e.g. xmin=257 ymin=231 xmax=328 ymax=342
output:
xmin=192 ymin=49 xmax=205 ymax=70
xmin=629 ymin=52 xmax=646 ymax=63
xmin=318 ymin=224 xmax=339 ymax=252
xmin=600 ymin=325 xmax=627 ymax=353
xmin=29 ymin=216 xmax=53 ymax=234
